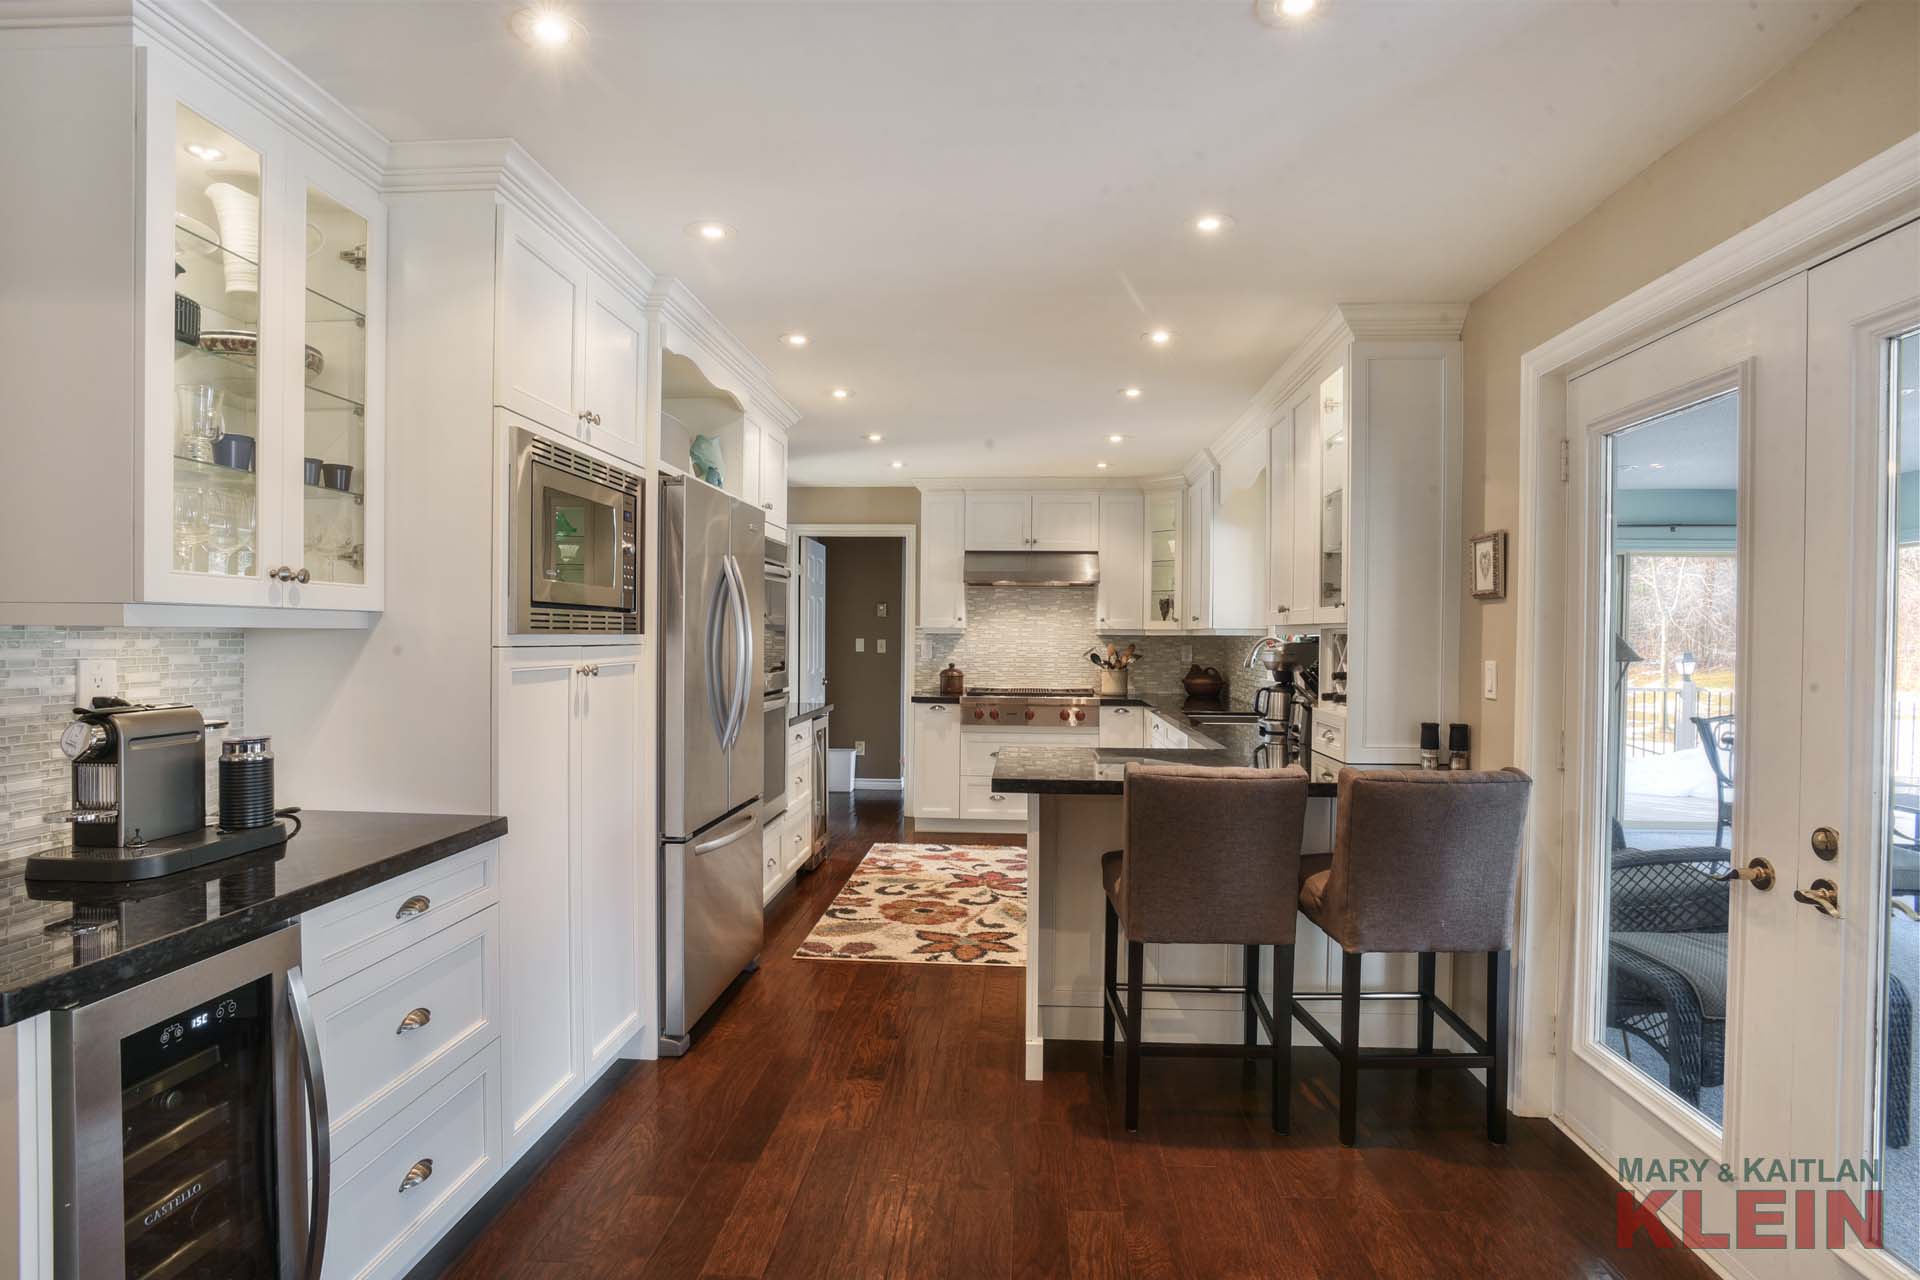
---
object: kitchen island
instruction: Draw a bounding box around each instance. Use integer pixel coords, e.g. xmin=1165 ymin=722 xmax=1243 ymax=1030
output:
xmin=993 ymin=711 xmax=1444 ymax=1081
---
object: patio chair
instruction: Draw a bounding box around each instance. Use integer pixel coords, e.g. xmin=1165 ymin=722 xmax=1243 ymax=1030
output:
xmin=1691 ymin=714 xmax=1735 ymax=848
xmin=1606 ymin=840 xmax=1910 ymax=1148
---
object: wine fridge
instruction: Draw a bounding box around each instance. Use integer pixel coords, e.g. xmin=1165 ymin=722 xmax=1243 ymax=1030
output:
xmin=51 ymin=926 xmax=327 ymax=1280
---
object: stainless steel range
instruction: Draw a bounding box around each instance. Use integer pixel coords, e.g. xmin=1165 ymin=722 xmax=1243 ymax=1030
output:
xmin=956 ymin=687 xmax=1101 ymax=729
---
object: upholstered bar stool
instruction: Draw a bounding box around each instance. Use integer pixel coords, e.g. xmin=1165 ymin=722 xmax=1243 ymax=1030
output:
xmin=1101 ymin=762 xmax=1310 ymax=1132
xmin=1292 ymin=766 xmax=1532 ymax=1147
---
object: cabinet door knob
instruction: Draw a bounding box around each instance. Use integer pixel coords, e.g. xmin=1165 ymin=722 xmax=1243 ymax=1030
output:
xmin=398 ymin=1159 xmax=434 ymax=1193
xmin=395 ymin=894 xmax=431 ymax=920
xmin=294 ymin=567 xmax=311 ymax=585
xmin=763 ymin=502 xmax=774 ymax=511
xmin=396 ymin=1007 xmax=432 ymax=1035
xmin=271 ymin=565 xmax=293 ymax=582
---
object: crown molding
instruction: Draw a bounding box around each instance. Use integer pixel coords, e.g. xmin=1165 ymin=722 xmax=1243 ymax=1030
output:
xmin=649 ymin=279 xmax=800 ymax=432
xmin=1338 ymin=301 xmax=1469 ymax=341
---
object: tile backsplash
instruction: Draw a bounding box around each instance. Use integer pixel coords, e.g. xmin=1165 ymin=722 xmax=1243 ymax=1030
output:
xmin=915 ymin=586 xmax=1259 ymax=710
xmin=0 ymin=628 xmax=244 ymax=861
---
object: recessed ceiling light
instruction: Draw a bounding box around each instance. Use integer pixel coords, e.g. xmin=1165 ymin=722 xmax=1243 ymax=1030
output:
xmin=509 ymin=7 xmax=579 ymax=47
xmin=1144 ymin=328 xmax=1174 ymax=346
xmin=686 ymin=221 xmax=733 ymax=242
xmin=780 ymin=332 xmax=809 ymax=348
xmin=1194 ymin=213 xmax=1234 ymax=235
xmin=890 ymin=460 xmax=904 ymax=470
xmin=1280 ymin=0 xmax=1316 ymax=16
xmin=830 ymin=387 xmax=853 ymax=400
xmin=184 ymin=143 xmax=225 ymax=163
xmin=1648 ymin=462 xmax=1665 ymax=470
xmin=866 ymin=432 xmax=884 ymax=443
xmin=1120 ymin=387 xmax=1143 ymax=399
xmin=1096 ymin=461 xmax=1110 ymax=470
xmin=1108 ymin=434 xmax=1125 ymax=444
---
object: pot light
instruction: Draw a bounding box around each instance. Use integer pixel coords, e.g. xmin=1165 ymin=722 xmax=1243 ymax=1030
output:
xmin=510 ymin=7 xmax=578 ymax=47
xmin=1194 ymin=212 xmax=1234 ymax=235
xmin=890 ymin=460 xmax=904 ymax=470
xmin=1280 ymin=0 xmax=1315 ymax=15
xmin=686 ymin=221 xmax=733 ymax=242
xmin=830 ymin=387 xmax=853 ymax=400
xmin=1096 ymin=461 xmax=1110 ymax=470
xmin=780 ymin=332 xmax=809 ymax=348
xmin=866 ymin=433 xmax=884 ymax=443
xmin=1109 ymin=434 xmax=1125 ymax=444
xmin=184 ymin=143 xmax=225 ymax=163
xmin=1144 ymin=328 xmax=1174 ymax=347
xmin=1120 ymin=387 xmax=1143 ymax=399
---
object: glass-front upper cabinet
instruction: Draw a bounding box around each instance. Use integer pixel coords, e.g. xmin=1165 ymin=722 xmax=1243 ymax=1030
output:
xmin=286 ymin=157 xmax=383 ymax=605
xmin=169 ymin=104 xmax=267 ymax=591
xmin=1317 ymin=366 xmax=1347 ymax=616
xmin=1146 ymin=486 xmax=1182 ymax=631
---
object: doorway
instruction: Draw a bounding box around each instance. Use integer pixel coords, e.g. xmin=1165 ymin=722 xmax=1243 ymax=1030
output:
xmin=1554 ymin=222 xmax=1919 ymax=1276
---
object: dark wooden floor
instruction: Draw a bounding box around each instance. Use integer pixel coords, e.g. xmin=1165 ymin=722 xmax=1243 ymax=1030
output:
xmin=441 ymin=793 xmax=1708 ymax=1280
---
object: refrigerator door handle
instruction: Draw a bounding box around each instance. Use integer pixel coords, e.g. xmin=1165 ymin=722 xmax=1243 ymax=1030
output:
xmin=690 ymin=809 xmax=758 ymax=855
xmin=719 ymin=555 xmax=754 ymax=750
xmin=705 ymin=557 xmax=734 ymax=745
xmin=288 ymin=964 xmax=331 ymax=1280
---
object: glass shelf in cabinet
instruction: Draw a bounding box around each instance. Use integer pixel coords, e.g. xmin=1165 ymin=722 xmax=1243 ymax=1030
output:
xmin=304 ymin=483 xmax=364 ymax=506
xmin=305 ymin=286 xmax=364 ymax=326
xmin=172 ymin=454 xmax=258 ymax=485
xmin=173 ymin=228 xmax=261 ymax=328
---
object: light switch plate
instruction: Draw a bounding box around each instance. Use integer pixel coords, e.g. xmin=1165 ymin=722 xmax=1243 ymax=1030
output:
xmin=77 ymin=659 xmax=117 ymax=703
xmin=855 ymin=739 xmax=866 ymax=756
xmin=1483 ymin=659 xmax=1498 ymax=701
xmin=855 ymin=637 xmax=865 ymax=653
xmin=876 ymin=637 xmax=887 ymax=654
xmin=876 ymin=603 xmax=887 ymax=618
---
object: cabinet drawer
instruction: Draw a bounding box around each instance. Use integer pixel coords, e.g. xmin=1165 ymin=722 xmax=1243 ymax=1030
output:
xmin=781 ymin=806 xmax=812 ymax=874
xmin=786 ymin=754 xmax=812 ymax=809
xmin=302 ymin=843 xmax=497 ymax=991
xmin=961 ymin=777 xmax=1027 ymax=821
xmin=787 ymin=720 xmax=811 ymax=759
xmin=324 ymin=1041 xmax=502 ymax=1280
xmin=1308 ymin=752 xmax=1341 ymax=786
xmin=312 ymin=907 xmax=498 ymax=1157
xmin=762 ymin=820 xmax=785 ymax=897
xmin=1310 ymin=716 xmax=1346 ymax=761
xmin=961 ymin=734 xmax=1017 ymax=778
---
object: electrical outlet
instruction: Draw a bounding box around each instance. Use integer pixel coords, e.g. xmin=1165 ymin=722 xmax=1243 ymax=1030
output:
xmin=876 ymin=603 xmax=887 ymax=618
xmin=876 ymin=637 xmax=887 ymax=654
xmin=855 ymin=637 xmax=865 ymax=653
xmin=77 ymin=659 xmax=117 ymax=704
xmin=854 ymin=739 xmax=866 ymax=756
xmin=1483 ymin=659 xmax=1499 ymax=701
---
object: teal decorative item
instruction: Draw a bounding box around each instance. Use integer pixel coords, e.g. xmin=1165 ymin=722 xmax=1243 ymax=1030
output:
xmin=690 ymin=434 xmax=724 ymax=486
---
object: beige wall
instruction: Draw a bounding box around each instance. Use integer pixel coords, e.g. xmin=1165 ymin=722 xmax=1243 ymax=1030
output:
xmin=1461 ymin=0 xmax=1920 ymax=767
xmin=820 ymin=537 xmax=906 ymax=779
xmin=788 ymin=486 xmax=921 ymax=529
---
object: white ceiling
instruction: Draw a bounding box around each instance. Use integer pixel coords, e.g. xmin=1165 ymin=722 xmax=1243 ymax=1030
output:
xmin=218 ymin=0 xmax=1846 ymax=485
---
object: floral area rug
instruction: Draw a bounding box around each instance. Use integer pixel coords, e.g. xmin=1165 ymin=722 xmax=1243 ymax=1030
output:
xmin=796 ymin=842 xmax=1027 ymax=966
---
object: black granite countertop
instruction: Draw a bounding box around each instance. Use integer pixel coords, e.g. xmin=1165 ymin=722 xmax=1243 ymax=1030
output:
xmin=0 ymin=810 xmax=505 ymax=1026
xmin=909 ymin=690 xmax=1152 ymax=706
xmin=788 ymin=700 xmax=833 ymax=725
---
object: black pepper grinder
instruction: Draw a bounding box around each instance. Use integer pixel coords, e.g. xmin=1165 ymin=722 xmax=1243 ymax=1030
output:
xmin=1419 ymin=723 xmax=1441 ymax=770
xmin=1447 ymin=723 xmax=1471 ymax=771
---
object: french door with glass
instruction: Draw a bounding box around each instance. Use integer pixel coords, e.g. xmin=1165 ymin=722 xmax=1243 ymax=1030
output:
xmin=1561 ymin=220 xmax=1919 ymax=1279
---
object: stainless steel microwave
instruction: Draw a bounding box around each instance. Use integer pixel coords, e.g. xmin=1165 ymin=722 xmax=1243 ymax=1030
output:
xmin=510 ymin=424 xmax=642 ymax=635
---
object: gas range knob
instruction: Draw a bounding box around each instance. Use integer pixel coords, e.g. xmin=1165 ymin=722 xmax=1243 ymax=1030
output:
xmin=1024 ymin=710 xmax=1035 ymax=721
xmin=989 ymin=709 xmax=1000 ymax=720
xmin=973 ymin=708 xmax=985 ymax=720
xmin=1058 ymin=709 xmax=1069 ymax=721
xmin=1073 ymin=709 xmax=1086 ymax=722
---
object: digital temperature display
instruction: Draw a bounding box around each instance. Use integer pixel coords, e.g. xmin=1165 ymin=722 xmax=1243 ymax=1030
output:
xmin=190 ymin=1012 xmax=210 ymax=1030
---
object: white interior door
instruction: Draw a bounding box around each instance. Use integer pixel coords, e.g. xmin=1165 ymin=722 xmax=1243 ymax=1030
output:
xmin=1560 ymin=224 xmax=1920 ymax=1277
xmin=802 ymin=537 xmax=827 ymax=705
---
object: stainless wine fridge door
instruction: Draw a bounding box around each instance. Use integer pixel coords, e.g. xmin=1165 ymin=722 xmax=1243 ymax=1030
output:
xmin=51 ymin=925 xmax=317 ymax=1280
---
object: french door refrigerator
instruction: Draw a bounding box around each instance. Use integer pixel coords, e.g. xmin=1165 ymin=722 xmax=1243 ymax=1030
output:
xmin=658 ymin=477 xmax=765 ymax=1055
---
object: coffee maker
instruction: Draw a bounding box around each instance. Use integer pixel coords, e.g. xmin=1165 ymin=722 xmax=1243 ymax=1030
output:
xmin=1248 ymin=636 xmax=1319 ymax=766
xmin=30 ymin=700 xmax=289 ymax=882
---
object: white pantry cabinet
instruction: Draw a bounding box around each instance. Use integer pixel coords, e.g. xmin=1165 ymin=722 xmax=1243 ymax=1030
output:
xmin=759 ymin=419 xmax=790 ymax=533
xmin=919 ymin=492 xmax=968 ymax=630
xmin=1095 ymin=492 xmax=1146 ymax=632
xmin=494 ymin=645 xmax=644 ymax=1159
xmin=910 ymin=702 xmax=962 ymax=820
xmin=496 ymin=204 xmax=647 ymax=469
xmin=0 ymin=41 xmax=386 ymax=625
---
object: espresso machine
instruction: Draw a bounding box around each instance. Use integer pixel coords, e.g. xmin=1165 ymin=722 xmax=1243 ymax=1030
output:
xmin=29 ymin=699 xmax=290 ymax=882
xmin=1247 ymin=636 xmax=1319 ymax=766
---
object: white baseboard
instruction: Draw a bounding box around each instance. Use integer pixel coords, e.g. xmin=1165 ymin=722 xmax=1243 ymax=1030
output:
xmin=851 ymin=777 xmax=902 ymax=791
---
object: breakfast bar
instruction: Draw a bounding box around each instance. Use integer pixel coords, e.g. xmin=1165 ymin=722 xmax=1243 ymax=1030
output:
xmin=992 ymin=710 xmax=1449 ymax=1081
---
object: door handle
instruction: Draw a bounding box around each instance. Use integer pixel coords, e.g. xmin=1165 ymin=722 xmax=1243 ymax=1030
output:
xmin=1793 ymin=879 xmax=1842 ymax=919
xmin=1714 ymin=858 xmax=1775 ymax=891
xmin=691 ymin=810 xmax=758 ymax=855
xmin=287 ymin=966 xmax=330 ymax=1280
xmin=395 ymin=1007 xmax=432 ymax=1035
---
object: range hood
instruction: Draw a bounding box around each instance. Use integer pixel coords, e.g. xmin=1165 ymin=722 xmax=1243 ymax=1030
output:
xmin=963 ymin=551 xmax=1099 ymax=587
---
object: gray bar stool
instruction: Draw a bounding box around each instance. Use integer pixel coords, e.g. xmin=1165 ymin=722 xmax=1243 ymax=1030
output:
xmin=1291 ymin=766 xmax=1532 ymax=1146
xmin=1101 ymin=762 xmax=1310 ymax=1132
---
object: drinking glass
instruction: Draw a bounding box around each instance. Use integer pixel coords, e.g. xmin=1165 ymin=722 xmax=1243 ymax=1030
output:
xmin=172 ymin=485 xmax=209 ymax=572
xmin=175 ymin=384 xmax=225 ymax=463
xmin=203 ymin=491 xmax=241 ymax=576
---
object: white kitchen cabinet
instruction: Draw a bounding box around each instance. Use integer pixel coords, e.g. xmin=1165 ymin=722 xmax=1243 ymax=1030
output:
xmin=910 ymin=702 xmax=962 ymax=819
xmin=1098 ymin=704 xmax=1149 ymax=748
xmin=919 ymin=491 xmax=968 ymax=630
xmin=581 ymin=271 xmax=647 ymax=465
xmin=1315 ymin=366 xmax=1349 ymax=622
xmin=1182 ymin=472 xmax=1213 ymax=629
xmin=965 ymin=492 xmax=1035 ymax=550
xmin=0 ymin=45 xmax=388 ymax=624
xmin=761 ymin=819 xmax=785 ymax=903
xmin=1030 ymin=492 xmax=1100 ymax=549
xmin=1147 ymin=712 xmax=1190 ymax=750
xmin=494 ymin=644 xmax=644 ymax=1159
xmin=1095 ymin=492 xmax=1145 ymax=632
xmin=1144 ymin=485 xmax=1183 ymax=632
xmin=1291 ymin=388 xmax=1322 ymax=625
xmin=1266 ymin=401 xmax=1299 ymax=624
xmin=760 ymin=422 xmax=789 ymax=532
xmin=578 ymin=651 xmax=644 ymax=1076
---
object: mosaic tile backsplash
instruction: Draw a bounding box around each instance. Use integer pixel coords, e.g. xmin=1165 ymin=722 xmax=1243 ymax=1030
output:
xmin=915 ymin=586 xmax=1260 ymax=710
xmin=0 ymin=628 xmax=244 ymax=861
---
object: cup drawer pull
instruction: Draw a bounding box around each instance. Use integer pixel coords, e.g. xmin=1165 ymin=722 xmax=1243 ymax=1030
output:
xmin=395 ymin=894 xmax=431 ymax=920
xmin=396 ymin=1007 xmax=432 ymax=1035
xmin=398 ymin=1158 xmax=434 ymax=1193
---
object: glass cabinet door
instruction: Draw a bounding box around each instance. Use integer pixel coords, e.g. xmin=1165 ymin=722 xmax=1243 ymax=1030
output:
xmin=296 ymin=184 xmax=369 ymax=587
xmin=170 ymin=105 xmax=264 ymax=583
xmin=1318 ymin=367 xmax=1346 ymax=613
xmin=1147 ymin=487 xmax=1181 ymax=628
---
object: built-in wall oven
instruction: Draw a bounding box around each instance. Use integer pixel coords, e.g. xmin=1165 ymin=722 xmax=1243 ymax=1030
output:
xmin=762 ymin=536 xmax=792 ymax=822
xmin=51 ymin=925 xmax=326 ymax=1280
xmin=509 ymin=423 xmax=642 ymax=636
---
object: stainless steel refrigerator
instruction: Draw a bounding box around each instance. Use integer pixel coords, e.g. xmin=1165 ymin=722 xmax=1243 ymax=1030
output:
xmin=658 ymin=477 xmax=766 ymax=1055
